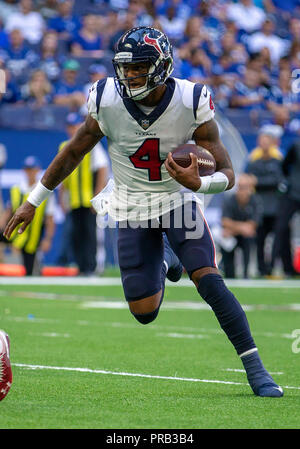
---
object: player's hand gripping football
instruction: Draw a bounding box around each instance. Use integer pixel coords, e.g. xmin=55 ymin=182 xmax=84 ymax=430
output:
xmin=3 ymin=201 xmax=36 ymax=240
xmin=165 ymin=152 xmax=201 ymax=192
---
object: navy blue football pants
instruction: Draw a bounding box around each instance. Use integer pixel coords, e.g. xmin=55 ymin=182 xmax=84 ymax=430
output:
xmin=117 ymin=201 xmax=217 ymax=302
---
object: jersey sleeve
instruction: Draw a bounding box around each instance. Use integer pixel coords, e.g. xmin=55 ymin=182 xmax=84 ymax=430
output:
xmin=194 ymin=84 xmax=215 ymax=126
xmin=185 ymin=83 xmax=216 ymax=140
xmin=87 ymin=81 xmax=98 ymax=122
xmin=87 ymin=78 xmax=108 ymax=135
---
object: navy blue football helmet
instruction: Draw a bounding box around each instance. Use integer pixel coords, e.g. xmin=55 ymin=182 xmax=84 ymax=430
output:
xmin=112 ymin=27 xmax=174 ymax=100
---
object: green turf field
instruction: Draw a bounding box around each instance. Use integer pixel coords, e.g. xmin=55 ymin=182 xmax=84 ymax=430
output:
xmin=0 ymin=278 xmax=299 ymax=429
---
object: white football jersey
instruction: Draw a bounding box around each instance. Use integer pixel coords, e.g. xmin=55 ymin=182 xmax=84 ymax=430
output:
xmin=87 ymin=77 xmax=215 ymax=221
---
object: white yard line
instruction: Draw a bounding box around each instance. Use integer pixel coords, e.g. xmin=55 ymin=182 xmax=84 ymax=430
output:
xmin=80 ymin=300 xmax=300 ymax=312
xmin=2 ymin=287 xmax=300 ymax=312
xmin=3 ymin=315 xmax=296 ymax=340
xmin=12 ymin=363 xmax=300 ymax=390
xmin=28 ymin=332 xmax=70 ymax=338
xmin=3 ymin=286 xmax=300 ymax=313
xmin=0 ymin=276 xmax=300 ymax=288
xmin=156 ymin=332 xmax=207 ymax=339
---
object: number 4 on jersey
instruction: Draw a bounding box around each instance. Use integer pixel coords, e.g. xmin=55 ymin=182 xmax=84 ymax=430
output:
xmin=129 ymin=138 xmax=164 ymax=181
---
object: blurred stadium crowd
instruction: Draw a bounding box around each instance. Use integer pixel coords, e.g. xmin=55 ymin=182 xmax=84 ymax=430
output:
xmin=0 ymin=0 xmax=300 ymax=279
xmin=0 ymin=0 xmax=300 ymax=129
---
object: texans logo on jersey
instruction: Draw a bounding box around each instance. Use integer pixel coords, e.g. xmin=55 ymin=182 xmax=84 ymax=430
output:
xmin=140 ymin=119 xmax=150 ymax=130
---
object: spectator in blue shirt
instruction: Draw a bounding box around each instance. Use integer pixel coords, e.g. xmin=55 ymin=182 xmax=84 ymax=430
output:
xmin=47 ymin=0 xmax=81 ymax=40
xmin=180 ymin=47 xmax=211 ymax=84
xmin=230 ymin=67 xmax=269 ymax=110
xmin=53 ymin=59 xmax=85 ymax=110
xmin=70 ymin=14 xmax=103 ymax=58
xmin=38 ymin=30 xmax=65 ymax=82
xmin=127 ymin=0 xmax=154 ymax=26
xmin=212 ymin=53 xmax=243 ymax=83
xmin=268 ymin=69 xmax=300 ymax=108
xmin=266 ymin=69 xmax=300 ymax=129
xmin=211 ymin=52 xmax=244 ymax=110
xmin=20 ymin=68 xmax=54 ymax=107
xmin=247 ymin=52 xmax=271 ymax=86
xmin=219 ymin=31 xmax=248 ymax=65
xmin=0 ymin=28 xmax=39 ymax=84
xmin=196 ymin=0 xmax=224 ymax=43
xmin=178 ymin=15 xmax=206 ymax=53
xmin=177 ymin=15 xmax=213 ymax=67
xmin=158 ymin=5 xmax=187 ymax=46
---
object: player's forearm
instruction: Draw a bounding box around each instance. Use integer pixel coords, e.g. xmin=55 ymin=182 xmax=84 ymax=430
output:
xmin=26 ymin=146 xmax=85 ymax=208
xmin=193 ymin=119 xmax=235 ymax=190
xmin=201 ymin=142 xmax=235 ymax=191
xmin=41 ymin=119 xmax=102 ymax=190
xmin=41 ymin=144 xmax=84 ymax=190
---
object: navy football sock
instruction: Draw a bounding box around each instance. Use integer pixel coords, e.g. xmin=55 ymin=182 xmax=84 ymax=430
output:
xmin=197 ymin=273 xmax=256 ymax=355
xmin=197 ymin=274 xmax=283 ymax=396
xmin=240 ymin=349 xmax=283 ymax=397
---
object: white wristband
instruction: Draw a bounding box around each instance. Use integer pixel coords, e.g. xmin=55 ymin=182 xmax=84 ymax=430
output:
xmin=27 ymin=181 xmax=53 ymax=207
xmin=197 ymin=172 xmax=229 ymax=194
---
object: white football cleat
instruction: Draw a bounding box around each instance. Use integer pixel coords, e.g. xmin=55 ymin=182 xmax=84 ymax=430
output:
xmin=0 ymin=330 xmax=13 ymax=401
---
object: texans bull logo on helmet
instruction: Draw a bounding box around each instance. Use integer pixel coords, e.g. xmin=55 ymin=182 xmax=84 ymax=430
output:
xmin=143 ymin=34 xmax=164 ymax=56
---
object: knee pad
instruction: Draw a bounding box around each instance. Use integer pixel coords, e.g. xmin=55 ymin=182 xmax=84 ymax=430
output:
xmin=132 ymin=307 xmax=160 ymax=325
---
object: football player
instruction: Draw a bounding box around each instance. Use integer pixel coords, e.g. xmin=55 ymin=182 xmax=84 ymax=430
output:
xmin=4 ymin=27 xmax=283 ymax=397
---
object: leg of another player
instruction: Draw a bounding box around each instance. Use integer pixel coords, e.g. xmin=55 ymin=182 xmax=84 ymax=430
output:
xmin=191 ymin=267 xmax=284 ymax=397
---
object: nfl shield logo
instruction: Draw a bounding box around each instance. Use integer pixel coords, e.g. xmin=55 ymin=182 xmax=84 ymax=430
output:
xmin=140 ymin=119 xmax=150 ymax=130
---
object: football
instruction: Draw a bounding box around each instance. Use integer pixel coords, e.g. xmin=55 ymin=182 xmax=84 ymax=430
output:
xmin=171 ymin=143 xmax=216 ymax=176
